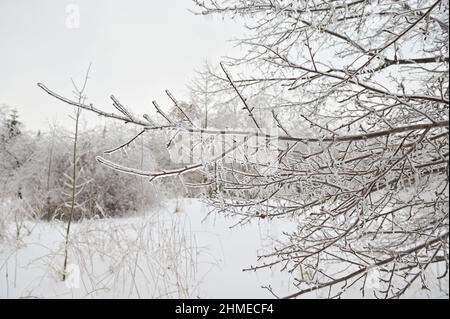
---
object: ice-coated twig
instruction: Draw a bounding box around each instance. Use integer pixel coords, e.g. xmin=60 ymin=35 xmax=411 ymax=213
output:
xmin=110 ymin=95 xmax=135 ymax=121
xmin=152 ymin=100 xmax=174 ymax=124
xmin=220 ymin=62 xmax=262 ymax=131
xmin=104 ymin=129 xmax=146 ymax=155
xmin=165 ymin=89 xmax=196 ymax=127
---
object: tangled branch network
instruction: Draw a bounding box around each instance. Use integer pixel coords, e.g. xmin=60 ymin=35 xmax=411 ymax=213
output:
xmin=38 ymin=0 xmax=449 ymax=298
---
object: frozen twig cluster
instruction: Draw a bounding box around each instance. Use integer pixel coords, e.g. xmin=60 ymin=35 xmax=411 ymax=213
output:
xmin=38 ymin=0 xmax=449 ymax=298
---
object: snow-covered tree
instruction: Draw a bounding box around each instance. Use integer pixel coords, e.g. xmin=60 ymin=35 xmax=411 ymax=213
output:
xmin=2 ymin=108 xmax=22 ymax=141
xmin=38 ymin=0 xmax=448 ymax=298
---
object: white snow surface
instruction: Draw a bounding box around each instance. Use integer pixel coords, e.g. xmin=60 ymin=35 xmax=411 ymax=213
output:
xmin=0 ymin=199 xmax=447 ymax=299
xmin=0 ymin=199 xmax=298 ymax=299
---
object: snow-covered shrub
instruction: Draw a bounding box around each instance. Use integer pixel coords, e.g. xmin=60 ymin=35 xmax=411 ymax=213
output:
xmin=0 ymin=120 xmax=177 ymax=221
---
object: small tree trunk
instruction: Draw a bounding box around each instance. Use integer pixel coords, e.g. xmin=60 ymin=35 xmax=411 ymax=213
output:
xmin=62 ymin=108 xmax=80 ymax=281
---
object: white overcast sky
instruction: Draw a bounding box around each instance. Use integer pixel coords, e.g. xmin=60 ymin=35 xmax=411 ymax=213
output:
xmin=0 ymin=0 xmax=244 ymax=131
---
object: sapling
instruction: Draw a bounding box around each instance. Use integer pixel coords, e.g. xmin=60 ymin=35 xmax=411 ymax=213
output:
xmin=62 ymin=63 xmax=92 ymax=281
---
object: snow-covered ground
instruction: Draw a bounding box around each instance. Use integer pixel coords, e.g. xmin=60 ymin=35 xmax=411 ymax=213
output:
xmin=0 ymin=199 xmax=298 ymax=299
xmin=0 ymin=198 xmax=447 ymax=299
